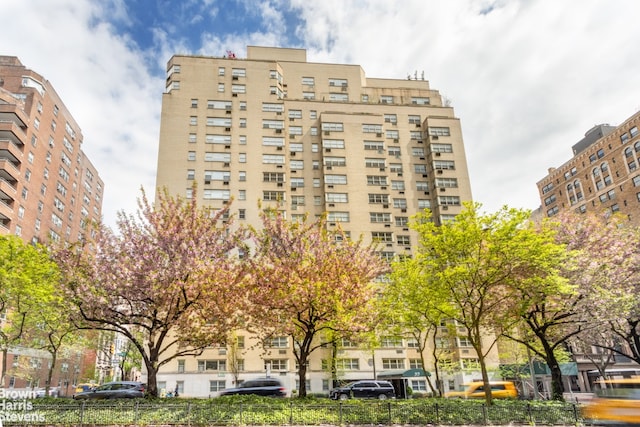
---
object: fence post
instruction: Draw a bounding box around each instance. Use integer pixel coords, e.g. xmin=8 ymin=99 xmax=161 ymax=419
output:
xmin=435 ymin=402 xmax=439 ymax=425
xmin=573 ymin=403 xmax=579 ymax=424
xmin=79 ymin=400 xmax=85 ymax=427
xmin=134 ymin=400 xmax=139 ymax=424
xmin=187 ymin=401 xmax=192 ymax=427
xmin=289 ymin=400 xmax=294 ymax=425
xmin=339 ymin=401 xmax=343 ymax=425
xmin=482 ymin=403 xmax=488 ymax=425
xmin=240 ymin=403 xmax=243 ymax=426
xmin=387 ymin=401 xmax=392 ymax=425
xmin=527 ymin=403 xmax=533 ymax=424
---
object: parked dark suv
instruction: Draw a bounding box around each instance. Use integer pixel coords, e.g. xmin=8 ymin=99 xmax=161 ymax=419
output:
xmin=330 ymin=380 xmax=396 ymax=400
xmin=219 ymin=378 xmax=286 ymax=397
xmin=73 ymin=381 xmax=145 ymax=399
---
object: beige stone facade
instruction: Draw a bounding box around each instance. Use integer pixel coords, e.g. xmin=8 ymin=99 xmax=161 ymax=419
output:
xmin=0 ymin=56 xmax=103 ymax=244
xmin=155 ymin=46 xmax=483 ymax=397
xmin=537 ymin=110 xmax=640 ymax=223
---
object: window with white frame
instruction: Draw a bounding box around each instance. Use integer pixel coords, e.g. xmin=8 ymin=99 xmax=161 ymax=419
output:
xmin=262 ymin=154 xmax=285 ymax=164
xmin=203 ymin=190 xmax=230 ymax=200
xmin=323 ymin=139 xmax=345 ymax=149
xmin=382 ymin=359 xmax=405 ymax=369
xmin=288 ymin=109 xmax=303 ymax=119
xmin=428 ymin=127 xmax=451 ymax=136
xmin=231 ymin=84 xmax=246 ymax=94
xmin=209 ymin=381 xmax=226 ymax=392
xmin=326 ymin=193 xmax=348 ymax=203
xmin=321 ymin=122 xmax=343 ymax=132
xmin=324 ymin=156 xmax=346 ymax=167
xmin=368 ymin=194 xmax=389 ymax=204
xmin=197 ymin=360 xmax=226 ymax=371
xmin=265 ymin=359 xmax=288 ymax=370
xmin=327 ymin=212 xmax=349 ymax=222
xmin=262 ymin=136 xmax=285 ymax=146
xmin=367 ymin=176 xmax=387 ymax=185
xmin=262 ymin=103 xmax=284 ymax=112
xmin=364 ymin=140 xmax=385 ymax=151
xmin=370 ymin=212 xmax=391 ymax=223
xmin=329 ymin=93 xmax=348 ymax=101
xmin=269 ymin=336 xmax=288 ymax=348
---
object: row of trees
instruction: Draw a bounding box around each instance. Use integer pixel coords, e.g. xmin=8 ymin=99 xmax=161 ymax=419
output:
xmin=3 ymin=189 xmax=639 ymax=401
xmin=385 ymin=203 xmax=640 ymax=402
xmin=53 ymin=190 xmax=388 ymax=397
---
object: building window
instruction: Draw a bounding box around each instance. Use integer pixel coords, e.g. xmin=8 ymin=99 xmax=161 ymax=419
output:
xmin=210 ymin=381 xmax=226 ymax=392
xmin=265 ymin=359 xmax=288 ymax=371
xmin=177 ymin=360 xmax=185 ymax=373
xmin=382 ymin=359 xmax=405 ymax=369
xmin=269 ymin=336 xmax=288 ymax=348
xmin=370 ymin=212 xmax=391 ymax=223
xmin=197 ymin=360 xmax=227 ymax=372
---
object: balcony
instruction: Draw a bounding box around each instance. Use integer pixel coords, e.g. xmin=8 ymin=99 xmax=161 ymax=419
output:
xmin=0 ymin=198 xmax=13 ymax=219
xmin=0 ymin=140 xmax=23 ymax=164
xmin=0 ymin=159 xmax=20 ymax=182
xmin=0 ymin=177 xmax=17 ymax=196
xmin=0 ymin=121 xmax=27 ymax=146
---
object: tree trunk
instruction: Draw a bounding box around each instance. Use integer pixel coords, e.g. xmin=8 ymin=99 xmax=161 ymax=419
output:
xmin=478 ymin=351 xmax=493 ymax=405
xmin=46 ymin=350 xmax=57 ymax=396
xmin=1 ymin=348 xmax=7 ymax=387
xmin=298 ymin=353 xmax=308 ymax=397
xmin=144 ymin=358 xmax=158 ymax=397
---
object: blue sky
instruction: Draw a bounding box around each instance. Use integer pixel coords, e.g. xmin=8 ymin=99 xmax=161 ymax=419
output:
xmin=2 ymin=0 xmax=640 ymax=227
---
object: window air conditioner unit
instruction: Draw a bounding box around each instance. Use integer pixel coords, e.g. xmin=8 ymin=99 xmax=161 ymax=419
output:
xmin=223 ymin=163 xmax=230 ymax=167
xmin=223 ymin=181 xmax=229 ymax=185
xmin=325 ymin=148 xmax=331 ymax=152
xmin=401 ymin=208 xmax=407 ymax=213
xmin=376 ymin=133 xmax=383 ymax=137
xmin=435 ymin=152 xmax=441 ymax=156
xmin=432 ymin=135 xmax=439 ymax=139
xmin=225 ymin=145 xmax=231 ymax=149
xmin=275 ymin=129 xmax=282 ymax=134
xmin=290 ymin=152 xmax=296 ymax=156
xmin=417 ymin=140 xmax=423 ymax=143
xmin=442 ymin=205 xmax=448 ymax=210
xmin=440 ymin=188 xmax=446 ymax=192
xmin=204 ymin=180 xmax=211 ymax=185
xmin=232 ymin=76 xmax=239 ymax=80
xmin=291 ymin=187 xmax=296 ymax=192
xmin=437 ymin=170 xmax=443 ymax=174
xmin=232 ymin=93 xmax=238 ymax=97
xmin=289 ymin=118 xmax=295 ymax=122
xmin=326 ymin=165 xmax=332 ymax=170
xmin=324 ymin=131 xmax=331 ymax=135
xmin=383 ymin=204 xmax=389 ymax=209
xmin=277 ymin=182 xmax=283 ymax=187
xmin=386 ymin=243 xmax=393 ymax=247
xmin=276 ymin=111 xmax=282 ymax=115
xmin=328 ymin=203 xmax=335 ymax=207
xmin=393 ymin=138 xmax=399 ymax=143
xmin=328 ymin=184 xmax=334 ymax=188
xmin=403 ymin=227 xmax=409 ymax=231
xmin=422 ymin=174 xmax=428 ymax=178
xmin=276 ymin=165 xmax=283 ymax=168
xmin=397 ymin=172 xmax=403 ymax=176
xmin=380 ymin=186 xmax=387 ymax=190
xmin=222 ymin=200 xmax=228 ymax=204
xmin=424 ymin=191 xmax=430 ymax=195
xmin=225 ymin=127 xmax=231 ymax=132
xmin=420 ymin=157 xmax=425 ymax=160
xmin=379 ymin=167 xmax=385 ymax=172
xmin=384 ymin=224 xmax=391 ymax=228
xmin=276 ymin=146 xmax=283 ymax=151
xmin=226 ymin=109 xmax=232 ymax=114
xmin=415 ymin=123 xmax=421 ymax=128
xmin=399 ymin=191 xmax=404 ymax=194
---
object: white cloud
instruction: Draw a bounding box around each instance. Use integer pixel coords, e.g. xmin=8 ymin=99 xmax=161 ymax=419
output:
xmin=287 ymin=0 xmax=640 ymax=212
xmin=2 ymin=0 xmax=162 ymax=227
xmin=3 ymin=0 xmax=640 ymax=230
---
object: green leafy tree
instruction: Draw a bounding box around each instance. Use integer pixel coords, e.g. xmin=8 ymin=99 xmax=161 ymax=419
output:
xmin=53 ymin=189 xmax=248 ymax=397
xmin=409 ymin=202 xmax=566 ymax=404
xmin=504 ymin=212 xmax=638 ymax=400
xmin=0 ymin=236 xmax=59 ymax=386
xmin=247 ymin=211 xmax=389 ymax=397
xmin=381 ymin=258 xmax=452 ymax=396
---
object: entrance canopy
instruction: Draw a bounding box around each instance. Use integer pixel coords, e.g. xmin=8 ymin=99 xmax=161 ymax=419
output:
xmin=377 ymin=368 xmax=430 ymax=379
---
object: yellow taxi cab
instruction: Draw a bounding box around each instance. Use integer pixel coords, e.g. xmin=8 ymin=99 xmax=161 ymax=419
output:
xmin=75 ymin=383 xmax=94 ymax=394
xmin=583 ymin=378 xmax=640 ymax=425
xmin=444 ymin=381 xmax=518 ymax=399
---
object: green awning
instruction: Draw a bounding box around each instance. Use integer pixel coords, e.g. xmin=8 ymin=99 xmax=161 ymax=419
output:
xmin=377 ymin=368 xmax=430 ymax=379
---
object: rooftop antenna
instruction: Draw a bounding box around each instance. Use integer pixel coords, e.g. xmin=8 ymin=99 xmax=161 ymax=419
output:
xmin=421 ymin=71 xmax=425 ymax=80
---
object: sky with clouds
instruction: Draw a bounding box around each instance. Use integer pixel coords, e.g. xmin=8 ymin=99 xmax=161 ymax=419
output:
xmin=2 ymin=0 xmax=640 ymax=227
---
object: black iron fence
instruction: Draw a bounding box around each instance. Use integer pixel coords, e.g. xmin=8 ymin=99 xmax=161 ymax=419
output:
xmin=1 ymin=399 xmax=583 ymax=426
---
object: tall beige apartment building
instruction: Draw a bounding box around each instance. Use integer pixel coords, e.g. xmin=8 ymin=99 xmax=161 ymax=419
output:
xmin=537 ymin=110 xmax=640 ymax=223
xmin=0 ymin=56 xmax=103 ymax=244
xmin=155 ymin=46 xmax=480 ymax=397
